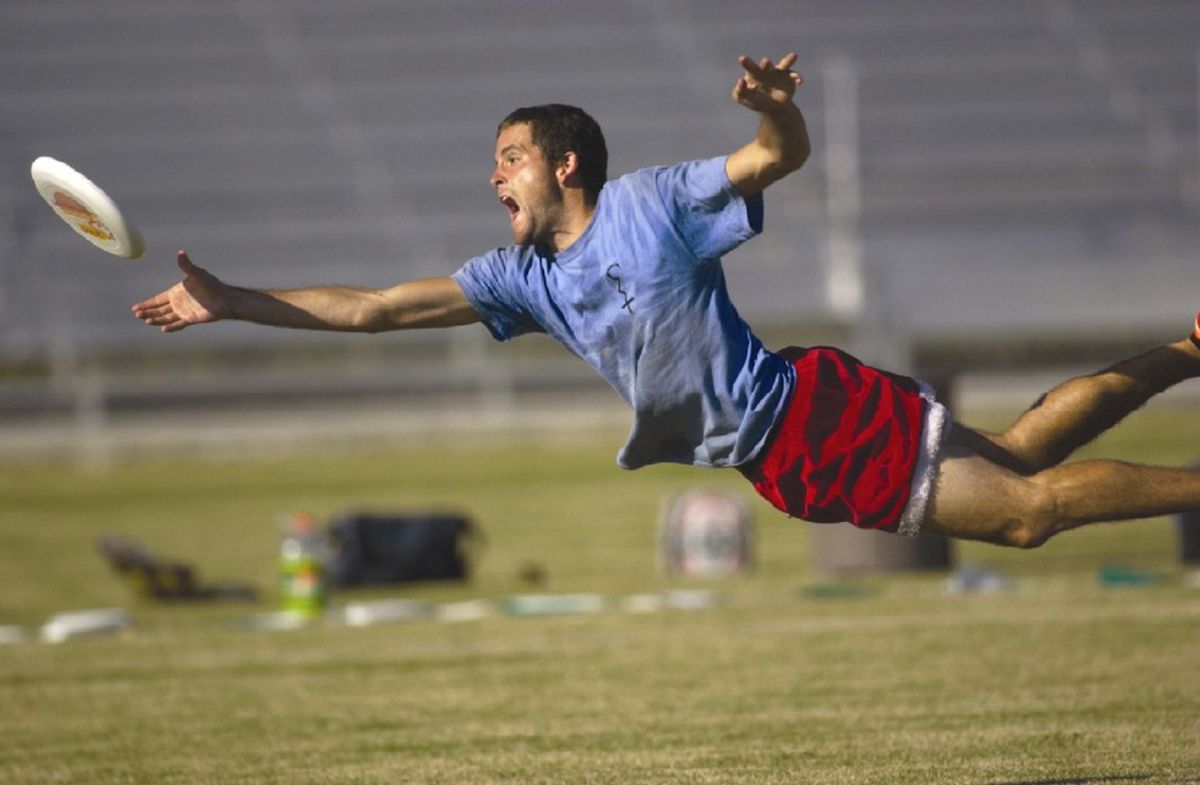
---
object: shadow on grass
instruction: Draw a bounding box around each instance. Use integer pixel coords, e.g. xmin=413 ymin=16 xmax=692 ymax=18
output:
xmin=991 ymin=776 xmax=1150 ymax=785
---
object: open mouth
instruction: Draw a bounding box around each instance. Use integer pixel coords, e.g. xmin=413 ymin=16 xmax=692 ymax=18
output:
xmin=499 ymin=194 xmax=520 ymax=223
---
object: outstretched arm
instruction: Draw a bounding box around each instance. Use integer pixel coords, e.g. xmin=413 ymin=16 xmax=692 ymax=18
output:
xmin=132 ymin=250 xmax=480 ymax=334
xmin=725 ymin=52 xmax=811 ymax=197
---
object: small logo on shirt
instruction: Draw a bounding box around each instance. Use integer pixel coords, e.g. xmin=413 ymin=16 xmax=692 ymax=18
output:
xmin=606 ymin=263 xmax=635 ymax=314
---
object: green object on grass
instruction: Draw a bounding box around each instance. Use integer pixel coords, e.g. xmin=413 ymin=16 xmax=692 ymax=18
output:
xmin=279 ymin=513 xmax=328 ymax=618
xmin=1098 ymin=565 xmax=1166 ymax=587
xmin=801 ymin=582 xmax=876 ymax=599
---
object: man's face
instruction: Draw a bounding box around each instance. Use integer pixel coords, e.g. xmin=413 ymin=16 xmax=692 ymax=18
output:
xmin=490 ymin=122 xmax=563 ymax=246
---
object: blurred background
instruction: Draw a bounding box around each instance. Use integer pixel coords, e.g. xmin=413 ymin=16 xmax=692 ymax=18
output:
xmin=5 ymin=8 xmax=1200 ymax=776
xmin=2 ymin=0 xmax=1199 ymax=465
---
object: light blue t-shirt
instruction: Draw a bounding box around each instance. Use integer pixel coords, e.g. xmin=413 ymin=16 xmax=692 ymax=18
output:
xmin=452 ymin=155 xmax=796 ymax=470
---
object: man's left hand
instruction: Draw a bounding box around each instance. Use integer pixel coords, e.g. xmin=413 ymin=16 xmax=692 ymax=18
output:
xmin=732 ymin=53 xmax=803 ymax=115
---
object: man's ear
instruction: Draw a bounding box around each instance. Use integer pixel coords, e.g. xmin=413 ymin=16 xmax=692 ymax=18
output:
xmin=556 ymin=151 xmax=581 ymax=188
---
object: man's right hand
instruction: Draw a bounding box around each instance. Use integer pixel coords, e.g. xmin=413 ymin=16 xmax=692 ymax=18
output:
xmin=132 ymin=249 xmax=227 ymax=333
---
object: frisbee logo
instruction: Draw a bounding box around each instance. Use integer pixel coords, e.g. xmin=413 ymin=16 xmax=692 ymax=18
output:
xmin=50 ymin=192 xmax=113 ymax=242
xmin=51 ymin=190 xmax=115 ymax=241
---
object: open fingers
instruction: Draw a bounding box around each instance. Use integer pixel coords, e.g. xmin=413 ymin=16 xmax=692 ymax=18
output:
xmin=139 ymin=308 xmax=187 ymax=332
xmin=739 ymin=52 xmax=799 ymax=79
xmin=737 ymin=55 xmax=764 ymax=79
xmin=131 ymin=294 xmax=169 ymax=315
xmin=134 ymin=302 xmax=175 ymax=321
xmin=159 ymin=316 xmax=189 ymax=333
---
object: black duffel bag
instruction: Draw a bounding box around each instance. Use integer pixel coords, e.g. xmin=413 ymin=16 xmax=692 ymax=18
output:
xmin=328 ymin=511 xmax=477 ymax=587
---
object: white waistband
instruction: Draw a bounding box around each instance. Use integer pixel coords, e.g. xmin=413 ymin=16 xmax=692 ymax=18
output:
xmin=896 ymin=385 xmax=949 ymax=537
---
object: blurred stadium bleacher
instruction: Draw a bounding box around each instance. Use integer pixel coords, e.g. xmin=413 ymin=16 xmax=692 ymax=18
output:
xmin=1 ymin=0 xmax=1198 ymax=450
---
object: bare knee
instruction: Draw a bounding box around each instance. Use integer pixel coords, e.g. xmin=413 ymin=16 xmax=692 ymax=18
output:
xmin=996 ymin=480 xmax=1061 ymax=549
xmin=999 ymin=521 xmax=1049 ymax=549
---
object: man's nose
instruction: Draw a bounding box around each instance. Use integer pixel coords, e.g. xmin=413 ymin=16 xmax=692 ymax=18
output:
xmin=489 ymin=166 xmax=504 ymax=188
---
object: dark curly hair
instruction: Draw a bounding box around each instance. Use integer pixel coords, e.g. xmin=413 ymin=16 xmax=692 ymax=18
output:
xmin=498 ymin=104 xmax=608 ymax=200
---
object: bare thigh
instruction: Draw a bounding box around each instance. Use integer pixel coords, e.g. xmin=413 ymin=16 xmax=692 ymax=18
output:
xmin=921 ymin=423 xmax=1054 ymax=546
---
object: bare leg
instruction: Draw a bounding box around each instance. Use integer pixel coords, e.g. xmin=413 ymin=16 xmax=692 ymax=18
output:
xmin=924 ymin=426 xmax=1200 ymax=548
xmin=920 ymin=332 xmax=1200 ymax=547
xmin=974 ymin=339 xmax=1200 ymax=475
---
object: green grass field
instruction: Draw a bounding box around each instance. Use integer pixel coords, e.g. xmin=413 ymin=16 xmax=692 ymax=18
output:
xmin=1 ymin=406 xmax=1199 ymax=784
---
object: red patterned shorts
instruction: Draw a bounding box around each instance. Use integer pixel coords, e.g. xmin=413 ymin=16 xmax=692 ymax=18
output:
xmin=740 ymin=346 xmax=944 ymax=534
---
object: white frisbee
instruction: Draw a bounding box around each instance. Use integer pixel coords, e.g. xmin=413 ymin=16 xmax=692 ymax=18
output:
xmin=30 ymin=156 xmax=145 ymax=259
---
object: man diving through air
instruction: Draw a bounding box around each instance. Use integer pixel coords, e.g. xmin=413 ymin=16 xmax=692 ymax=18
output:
xmin=133 ymin=52 xmax=1200 ymax=548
